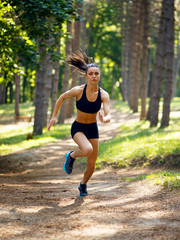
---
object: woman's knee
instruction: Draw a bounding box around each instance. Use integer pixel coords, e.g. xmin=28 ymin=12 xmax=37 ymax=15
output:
xmin=83 ymin=144 xmax=93 ymax=157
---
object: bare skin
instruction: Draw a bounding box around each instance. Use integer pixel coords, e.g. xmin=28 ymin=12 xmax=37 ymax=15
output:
xmin=48 ymin=67 xmax=111 ymax=185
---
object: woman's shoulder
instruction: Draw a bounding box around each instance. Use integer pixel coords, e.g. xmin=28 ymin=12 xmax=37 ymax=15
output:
xmin=71 ymin=84 xmax=85 ymax=93
xmin=100 ymin=88 xmax=110 ymax=101
xmin=100 ymin=88 xmax=109 ymax=97
xmin=70 ymin=84 xmax=85 ymax=100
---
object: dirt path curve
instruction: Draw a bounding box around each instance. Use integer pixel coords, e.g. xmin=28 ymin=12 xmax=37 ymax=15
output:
xmin=0 ymin=103 xmax=180 ymax=240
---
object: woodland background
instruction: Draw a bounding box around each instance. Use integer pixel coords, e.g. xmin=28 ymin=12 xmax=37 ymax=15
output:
xmin=0 ymin=0 xmax=180 ymax=135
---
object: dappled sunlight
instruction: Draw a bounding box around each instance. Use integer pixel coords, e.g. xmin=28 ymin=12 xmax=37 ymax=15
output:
xmin=16 ymin=206 xmax=46 ymax=214
xmin=0 ymin=100 xmax=180 ymax=239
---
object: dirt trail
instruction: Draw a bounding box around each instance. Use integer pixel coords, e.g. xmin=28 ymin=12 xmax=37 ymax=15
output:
xmin=0 ymin=104 xmax=180 ymax=240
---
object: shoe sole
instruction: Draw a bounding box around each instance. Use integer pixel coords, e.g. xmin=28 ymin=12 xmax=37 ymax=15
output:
xmin=79 ymin=194 xmax=88 ymax=197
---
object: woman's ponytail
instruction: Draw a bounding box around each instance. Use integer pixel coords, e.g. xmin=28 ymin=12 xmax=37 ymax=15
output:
xmin=66 ymin=50 xmax=89 ymax=72
xmin=66 ymin=49 xmax=99 ymax=73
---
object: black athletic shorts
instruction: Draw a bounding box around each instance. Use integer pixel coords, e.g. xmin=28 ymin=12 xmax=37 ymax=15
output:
xmin=71 ymin=121 xmax=99 ymax=139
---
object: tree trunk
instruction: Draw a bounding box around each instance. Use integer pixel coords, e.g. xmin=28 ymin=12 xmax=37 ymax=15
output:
xmin=0 ymin=84 xmax=2 ymax=104
xmin=51 ymin=41 xmax=60 ymax=116
xmin=66 ymin=1 xmax=83 ymax=118
xmin=79 ymin=14 xmax=86 ymax=85
xmin=171 ymin=29 xmax=180 ymax=98
xmin=150 ymin=0 xmax=167 ymax=127
xmin=42 ymin=47 xmax=53 ymax=127
xmin=147 ymin=47 xmax=152 ymax=98
xmin=58 ymin=22 xmax=72 ymax=124
xmin=160 ymin=0 xmax=174 ymax=128
xmin=128 ymin=0 xmax=141 ymax=112
xmin=15 ymin=72 xmax=20 ymax=117
xmin=140 ymin=0 xmax=149 ymax=120
xmin=9 ymin=81 xmax=13 ymax=103
xmin=33 ymin=44 xmax=46 ymax=135
xmin=22 ymin=71 xmax=27 ymax=103
xmin=122 ymin=0 xmax=130 ymax=102
xmin=133 ymin=0 xmax=143 ymax=113
xmin=120 ymin=1 xmax=126 ymax=101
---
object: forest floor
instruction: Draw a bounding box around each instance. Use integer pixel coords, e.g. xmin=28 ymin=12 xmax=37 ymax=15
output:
xmin=0 ymin=103 xmax=180 ymax=240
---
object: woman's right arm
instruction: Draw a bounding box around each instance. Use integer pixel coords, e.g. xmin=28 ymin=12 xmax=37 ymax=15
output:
xmin=48 ymin=87 xmax=81 ymax=130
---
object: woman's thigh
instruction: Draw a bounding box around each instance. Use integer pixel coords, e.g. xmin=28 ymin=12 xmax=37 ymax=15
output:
xmin=73 ymin=132 xmax=93 ymax=152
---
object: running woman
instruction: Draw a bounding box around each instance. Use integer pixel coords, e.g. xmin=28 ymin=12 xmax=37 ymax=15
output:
xmin=48 ymin=50 xmax=111 ymax=197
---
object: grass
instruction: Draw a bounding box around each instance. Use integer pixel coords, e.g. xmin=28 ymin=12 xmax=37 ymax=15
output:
xmin=114 ymin=97 xmax=180 ymax=113
xmin=96 ymin=118 xmax=180 ymax=169
xmin=121 ymin=171 xmax=180 ymax=190
xmin=1 ymin=98 xmax=180 ymax=163
xmin=96 ymin=97 xmax=180 ymax=169
xmin=0 ymin=102 xmax=35 ymax=124
xmin=1 ymin=99 xmax=180 ymax=191
xmin=0 ymin=124 xmax=71 ymax=155
xmin=0 ymin=102 xmax=71 ymax=155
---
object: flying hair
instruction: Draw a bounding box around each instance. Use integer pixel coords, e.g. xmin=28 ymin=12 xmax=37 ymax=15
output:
xmin=66 ymin=49 xmax=99 ymax=73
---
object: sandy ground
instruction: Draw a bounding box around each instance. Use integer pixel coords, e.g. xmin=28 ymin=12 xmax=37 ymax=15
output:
xmin=0 ymin=105 xmax=180 ymax=240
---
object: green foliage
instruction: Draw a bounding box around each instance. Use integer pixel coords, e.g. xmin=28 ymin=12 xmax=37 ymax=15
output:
xmin=85 ymin=0 xmax=122 ymax=95
xmin=9 ymin=0 xmax=75 ymax=40
xmin=96 ymin=99 xmax=180 ymax=169
xmin=0 ymin=1 xmax=37 ymax=83
xmin=1 ymin=0 xmax=76 ymax=85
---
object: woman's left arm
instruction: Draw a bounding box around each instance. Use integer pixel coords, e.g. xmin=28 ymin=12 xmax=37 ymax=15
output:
xmin=99 ymin=90 xmax=111 ymax=123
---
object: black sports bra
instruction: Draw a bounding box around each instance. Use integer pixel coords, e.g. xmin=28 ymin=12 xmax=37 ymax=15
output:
xmin=76 ymin=84 xmax=101 ymax=114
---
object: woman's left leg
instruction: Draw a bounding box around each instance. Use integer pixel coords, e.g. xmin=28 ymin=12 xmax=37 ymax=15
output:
xmin=81 ymin=138 xmax=99 ymax=185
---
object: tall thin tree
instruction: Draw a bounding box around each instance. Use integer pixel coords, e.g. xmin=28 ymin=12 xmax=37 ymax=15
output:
xmin=51 ymin=40 xmax=60 ymax=116
xmin=128 ymin=0 xmax=141 ymax=112
xmin=140 ymin=0 xmax=149 ymax=120
xmin=58 ymin=22 xmax=72 ymax=124
xmin=149 ymin=0 xmax=167 ymax=127
xmin=66 ymin=0 xmax=83 ymax=118
xmin=160 ymin=0 xmax=174 ymax=128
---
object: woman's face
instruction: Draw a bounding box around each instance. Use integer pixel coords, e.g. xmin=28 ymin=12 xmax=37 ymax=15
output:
xmin=86 ymin=67 xmax=100 ymax=84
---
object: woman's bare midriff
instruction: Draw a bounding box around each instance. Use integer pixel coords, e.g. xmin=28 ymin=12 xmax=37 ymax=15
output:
xmin=75 ymin=109 xmax=97 ymax=123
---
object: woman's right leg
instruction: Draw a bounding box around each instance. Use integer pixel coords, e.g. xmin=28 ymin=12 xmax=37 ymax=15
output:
xmin=70 ymin=132 xmax=93 ymax=159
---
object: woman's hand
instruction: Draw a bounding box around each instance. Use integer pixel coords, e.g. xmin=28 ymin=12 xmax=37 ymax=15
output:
xmin=48 ymin=117 xmax=56 ymax=130
xmin=98 ymin=112 xmax=111 ymax=123
xmin=98 ymin=112 xmax=104 ymax=123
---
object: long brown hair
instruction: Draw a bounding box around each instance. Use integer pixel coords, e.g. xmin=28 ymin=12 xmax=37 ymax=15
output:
xmin=66 ymin=49 xmax=99 ymax=73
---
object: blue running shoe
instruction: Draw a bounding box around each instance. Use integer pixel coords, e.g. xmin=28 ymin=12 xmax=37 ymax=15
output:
xmin=78 ymin=183 xmax=88 ymax=197
xmin=64 ymin=151 xmax=75 ymax=174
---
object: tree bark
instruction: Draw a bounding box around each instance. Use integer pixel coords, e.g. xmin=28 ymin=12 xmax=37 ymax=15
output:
xmin=22 ymin=69 xmax=27 ymax=103
xmin=51 ymin=41 xmax=60 ymax=116
xmin=0 ymin=84 xmax=2 ymax=104
xmin=15 ymin=72 xmax=20 ymax=117
xmin=66 ymin=1 xmax=83 ymax=118
xmin=128 ymin=0 xmax=141 ymax=112
xmin=58 ymin=22 xmax=72 ymax=124
xmin=122 ymin=0 xmax=130 ymax=102
xmin=33 ymin=44 xmax=46 ymax=135
xmin=160 ymin=0 xmax=174 ymax=128
xmin=9 ymin=81 xmax=13 ymax=103
xmin=79 ymin=14 xmax=86 ymax=85
xmin=171 ymin=29 xmax=180 ymax=98
xmin=140 ymin=0 xmax=149 ymax=120
xmin=120 ymin=1 xmax=126 ymax=101
xmin=133 ymin=0 xmax=143 ymax=113
xmin=149 ymin=0 xmax=167 ymax=127
xmin=42 ymin=45 xmax=53 ymax=127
